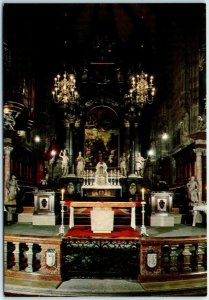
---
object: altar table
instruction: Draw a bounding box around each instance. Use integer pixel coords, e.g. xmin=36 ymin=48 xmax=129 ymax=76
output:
xmin=65 ymin=201 xmax=139 ymax=229
xmin=192 ymin=204 xmax=207 ymax=226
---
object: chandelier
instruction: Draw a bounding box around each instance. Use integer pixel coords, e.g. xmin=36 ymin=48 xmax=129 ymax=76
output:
xmin=52 ymin=72 xmax=79 ymax=105
xmin=128 ymin=71 xmax=156 ymax=106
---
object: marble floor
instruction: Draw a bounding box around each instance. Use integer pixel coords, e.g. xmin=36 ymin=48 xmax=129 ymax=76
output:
xmin=4 ymin=222 xmax=207 ymax=237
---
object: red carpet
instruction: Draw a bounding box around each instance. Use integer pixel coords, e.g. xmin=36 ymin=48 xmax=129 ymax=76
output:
xmin=64 ymin=225 xmax=141 ymax=238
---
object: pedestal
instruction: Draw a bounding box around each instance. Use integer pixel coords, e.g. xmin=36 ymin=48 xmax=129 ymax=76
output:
xmin=33 ymin=191 xmax=56 ymax=226
xmin=150 ymin=214 xmax=174 ymax=227
xmin=90 ymin=207 xmax=114 ymax=233
xmin=18 ymin=206 xmax=33 ymax=223
xmin=33 ymin=214 xmax=56 ymax=225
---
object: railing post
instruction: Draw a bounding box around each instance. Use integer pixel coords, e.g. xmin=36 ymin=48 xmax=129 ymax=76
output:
xmin=4 ymin=241 xmax=8 ymax=269
xmin=25 ymin=243 xmax=34 ymax=272
xmin=170 ymin=245 xmax=179 ymax=273
xmin=195 ymin=243 xmax=205 ymax=272
xmin=182 ymin=244 xmax=192 ymax=272
xmin=12 ymin=242 xmax=20 ymax=271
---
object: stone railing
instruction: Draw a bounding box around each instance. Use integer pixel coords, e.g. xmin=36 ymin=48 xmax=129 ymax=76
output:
xmin=139 ymin=235 xmax=207 ymax=282
xmin=4 ymin=235 xmax=62 ymax=282
xmin=4 ymin=234 xmax=207 ymax=283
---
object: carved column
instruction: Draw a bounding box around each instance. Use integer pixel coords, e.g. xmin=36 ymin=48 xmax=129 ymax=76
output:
xmin=25 ymin=243 xmax=34 ymax=272
xmin=182 ymin=244 xmax=192 ymax=272
xmin=193 ymin=148 xmax=205 ymax=203
xmin=12 ymin=242 xmax=20 ymax=271
xmin=169 ymin=244 xmax=179 ymax=273
xmin=4 ymin=139 xmax=13 ymax=205
xmin=195 ymin=243 xmax=205 ymax=272
xmin=4 ymin=241 xmax=8 ymax=269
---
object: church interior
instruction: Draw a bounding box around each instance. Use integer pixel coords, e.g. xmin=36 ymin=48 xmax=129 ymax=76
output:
xmin=3 ymin=2 xmax=207 ymax=297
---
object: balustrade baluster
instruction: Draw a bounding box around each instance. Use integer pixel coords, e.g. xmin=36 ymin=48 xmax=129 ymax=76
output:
xmin=195 ymin=243 xmax=205 ymax=272
xmin=170 ymin=245 xmax=179 ymax=273
xmin=182 ymin=244 xmax=192 ymax=272
xmin=25 ymin=242 xmax=34 ymax=272
xmin=4 ymin=241 xmax=8 ymax=269
xmin=12 ymin=242 xmax=20 ymax=271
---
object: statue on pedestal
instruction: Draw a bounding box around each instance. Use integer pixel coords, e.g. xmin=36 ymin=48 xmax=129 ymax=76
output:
xmin=59 ymin=149 xmax=69 ymax=177
xmin=120 ymin=153 xmax=127 ymax=177
xmin=135 ymin=152 xmax=147 ymax=177
xmin=6 ymin=175 xmax=20 ymax=201
xmin=76 ymin=151 xmax=85 ymax=177
xmin=187 ymin=176 xmax=199 ymax=204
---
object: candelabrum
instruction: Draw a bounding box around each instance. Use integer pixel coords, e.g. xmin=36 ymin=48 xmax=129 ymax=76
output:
xmin=128 ymin=71 xmax=155 ymax=107
xmin=52 ymin=72 xmax=79 ymax=105
xmin=59 ymin=200 xmax=65 ymax=235
xmin=141 ymin=201 xmax=149 ymax=236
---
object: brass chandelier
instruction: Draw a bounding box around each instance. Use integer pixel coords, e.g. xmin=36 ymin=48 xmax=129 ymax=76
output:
xmin=52 ymin=71 xmax=79 ymax=105
xmin=128 ymin=71 xmax=156 ymax=106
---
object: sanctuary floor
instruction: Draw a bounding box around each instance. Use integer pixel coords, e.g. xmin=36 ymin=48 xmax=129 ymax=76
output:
xmin=4 ymin=222 xmax=207 ymax=237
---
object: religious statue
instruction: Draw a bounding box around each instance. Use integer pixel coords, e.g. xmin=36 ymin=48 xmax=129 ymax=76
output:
xmin=4 ymin=111 xmax=19 ymax=131
xmin=6 ymin=175 xmax=20 ymax=201
xmin=59 ymin=149 xmax=69 ymax=177
xmin=187 ymin=176 xmax=199 ymax=204
xmin=76 ymin=151 xmax=85 ymax=177
xmin=94 ymin=161 xmax=109 ymax=186
xmin=135 ymin=152 xmax=147 ymax=177
xmin=119 ymin=153 xmax=127 ymax=177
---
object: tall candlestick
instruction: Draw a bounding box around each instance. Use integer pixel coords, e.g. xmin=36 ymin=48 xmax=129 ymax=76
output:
xmin=61 ymin=188 xmax=65 ymax=201
xmin=141 ymin=188 xmax=145 ymax=201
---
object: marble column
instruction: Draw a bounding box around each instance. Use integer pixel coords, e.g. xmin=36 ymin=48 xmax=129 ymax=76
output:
xmin=171 ymin=157 xmax=176 ymax=185
xmin=123 ymin=119 xmax=130 ymax=155
xmin=134 ymin=122 xmax=140 ymax=154
xmin=193 ymin=148 xmax=205 ymax=203
xmin=64 ymin=119 xmax=75 ymax=175
xmin=4 ymin=140 xmax=13 ymax=205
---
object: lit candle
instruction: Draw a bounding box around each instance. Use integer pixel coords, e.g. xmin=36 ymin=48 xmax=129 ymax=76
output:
xmin=141 ymin=188 xmax=145 ymax=201
xmin=61 ymin=188 xmax=65 ymax=201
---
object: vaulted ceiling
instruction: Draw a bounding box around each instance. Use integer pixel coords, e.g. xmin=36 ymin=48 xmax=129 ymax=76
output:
xmin=3 ymin=3 xmax=206 ymax=122
xmin=4 ymin=3 xmax=205 ymax=73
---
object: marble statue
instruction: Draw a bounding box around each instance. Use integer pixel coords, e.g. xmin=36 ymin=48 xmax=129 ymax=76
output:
xmin=135 ymin=152 xmax=147 ymax=177
xmin=76 ymin=151 xmax=85 ymax=177
xmin=59 ymin=149 xmax=69 ymax=176
xmin=94 ymin=161 xmax=109 ymax=186
xmin=120 ymin=153 xmax=127 ymax=176
xmin=187 ymin=176 xmax=199 ymax=204
xmin=6 ymin=175 xmax=20 ymax=201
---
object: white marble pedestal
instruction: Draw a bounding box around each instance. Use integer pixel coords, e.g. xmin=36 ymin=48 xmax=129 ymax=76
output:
xmin=33 ymin=214 xmax=56 ymax=226
xmin=150 ymin=214 xmax=174 ymax=227
xmin=90 ymin=207 xmax=114 ymax=233
xmin=18 ymin=207 xmax=33 ymax=223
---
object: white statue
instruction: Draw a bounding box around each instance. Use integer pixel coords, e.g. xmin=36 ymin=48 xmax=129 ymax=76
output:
xmin=187 ymin=176 xmax=199 ymax=204
xmin=6 ymin=175 xmax=20 ymax=201
xmin=135 ymin=152 xmax=147 ymax=177
xmin=94 ymin=161 xmax=109 ymax=185
xmin=76 ymin=151 xmax=85 ymax=177
xmin=119 ymin=153 xmax=127 ymax=176
xmin=59 ymin=149 xmax=69 ymax=176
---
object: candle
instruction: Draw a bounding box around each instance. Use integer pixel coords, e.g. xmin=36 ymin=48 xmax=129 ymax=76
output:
xmin=61 ymin=188 xmax=65 ymax=201
xmin=141 ymin=188 xmax=145 ymax=201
